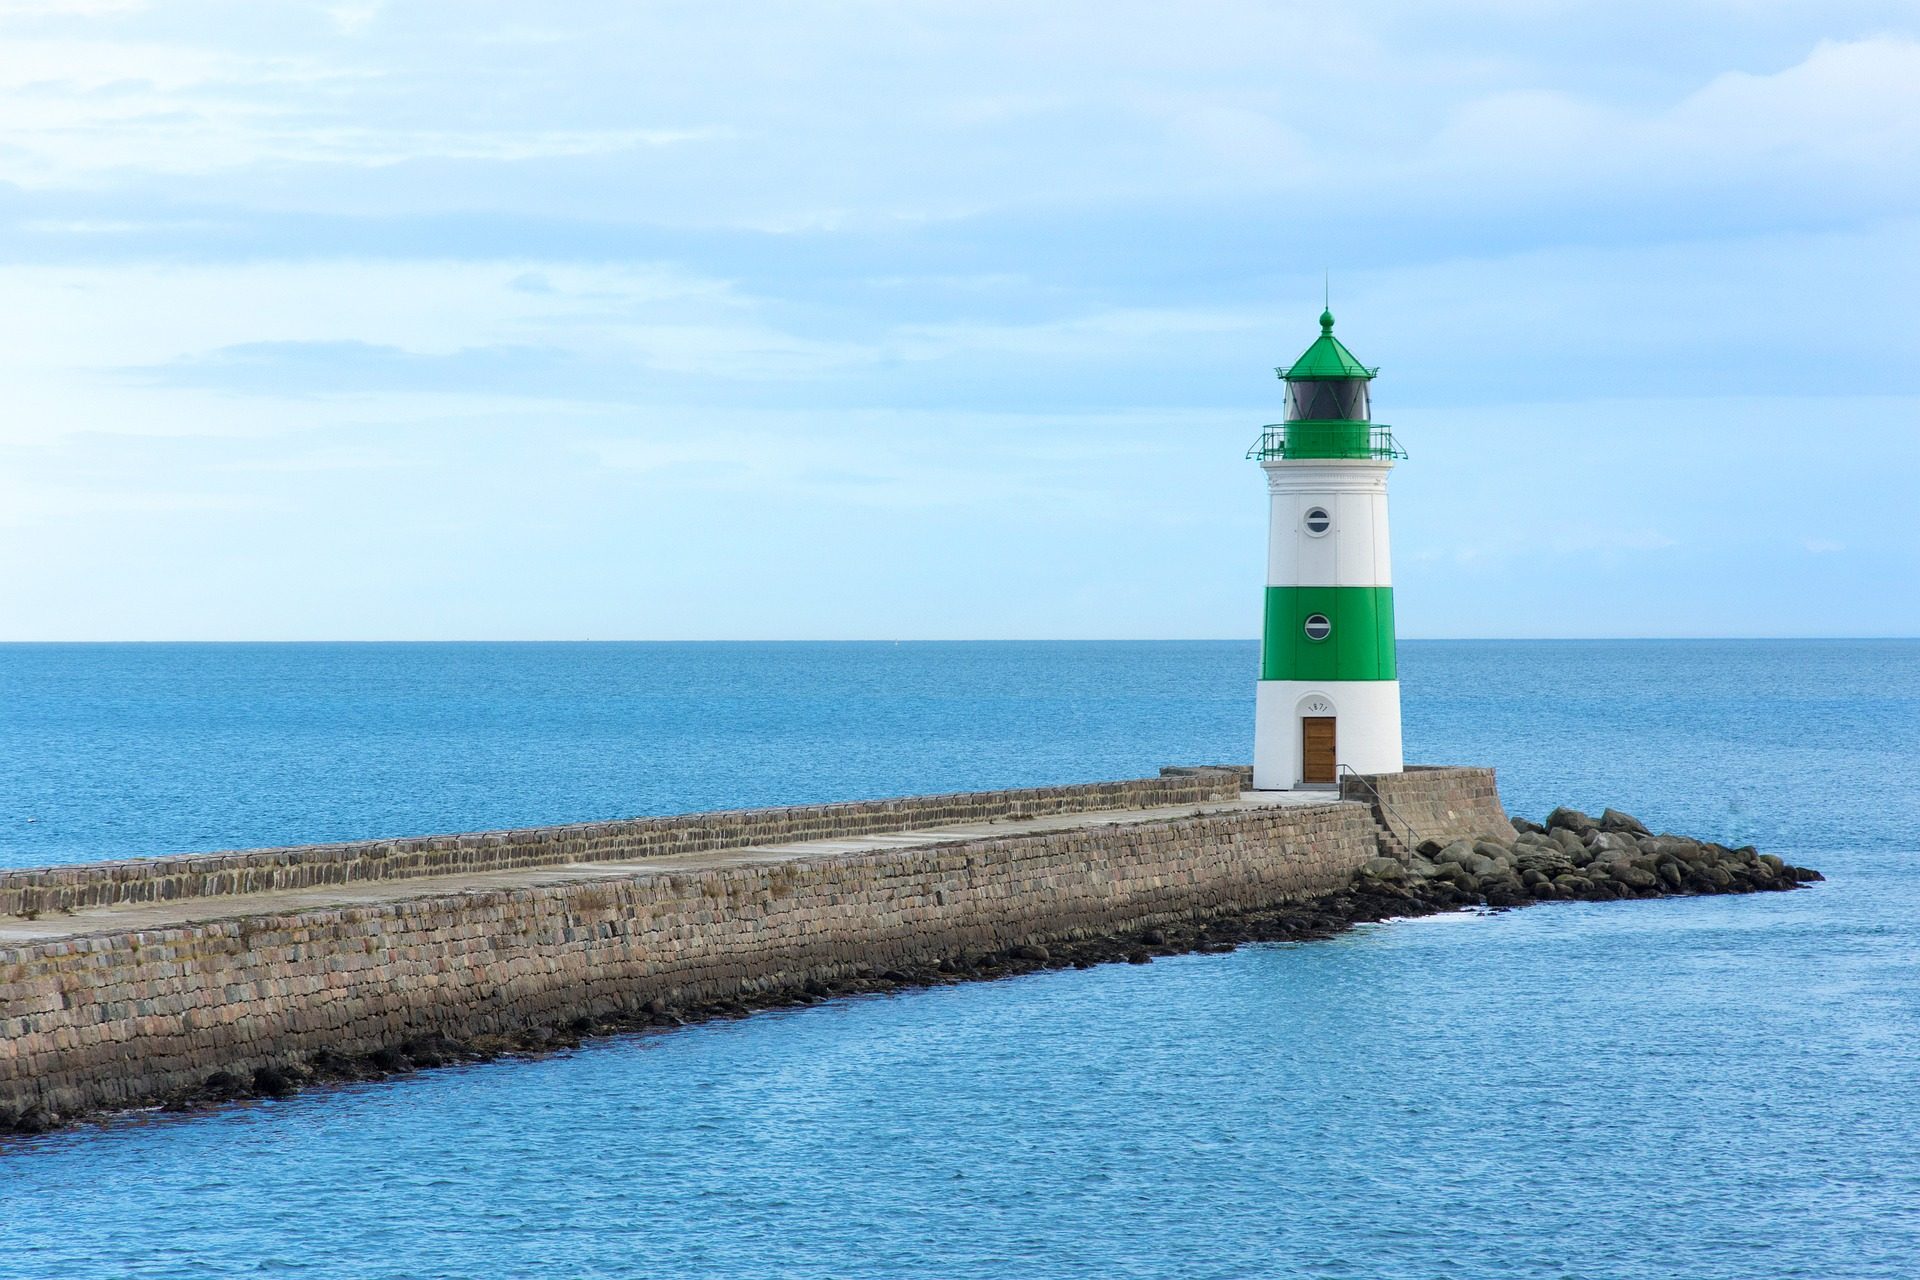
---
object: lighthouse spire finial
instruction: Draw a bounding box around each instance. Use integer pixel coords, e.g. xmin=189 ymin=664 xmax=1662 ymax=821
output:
xmin=1320 ymin=271 xmax=1334 ymax=334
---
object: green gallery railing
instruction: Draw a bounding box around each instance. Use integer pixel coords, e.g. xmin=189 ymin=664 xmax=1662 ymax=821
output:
xmin=1246 ymin=422 xmax=1406 ymax=462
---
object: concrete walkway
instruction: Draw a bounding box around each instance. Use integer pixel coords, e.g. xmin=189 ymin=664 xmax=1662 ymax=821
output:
xmin=0 ymin=790 xmax=1337 ymax=947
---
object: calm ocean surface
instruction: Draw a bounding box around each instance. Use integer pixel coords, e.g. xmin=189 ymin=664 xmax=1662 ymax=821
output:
xmin=2 ymin=640 xmax=1917 ymax=1279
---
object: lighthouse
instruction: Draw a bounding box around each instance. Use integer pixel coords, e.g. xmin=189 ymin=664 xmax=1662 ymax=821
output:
xmin=1251 ymin=307 xmax=1405 ymax=790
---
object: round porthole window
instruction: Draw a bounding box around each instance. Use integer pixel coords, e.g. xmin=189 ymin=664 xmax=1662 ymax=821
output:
xmin=1303 ymin=506 xmax=1332 ymax=536
xmin=1303 ymin=613 xmax=1332 ymax=642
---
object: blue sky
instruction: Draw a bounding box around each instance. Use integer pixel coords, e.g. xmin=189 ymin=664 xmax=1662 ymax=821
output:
xmin=1 ymin=1 xmax=1916 ymax=640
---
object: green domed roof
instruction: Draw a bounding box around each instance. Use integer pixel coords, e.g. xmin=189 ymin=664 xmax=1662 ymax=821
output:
xmin=1277 ymin=309 xmax=1377 ymax=381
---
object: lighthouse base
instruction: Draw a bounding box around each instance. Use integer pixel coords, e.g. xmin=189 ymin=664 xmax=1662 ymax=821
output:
xmin=1253 ymin=680 xmax=1403 ymax=791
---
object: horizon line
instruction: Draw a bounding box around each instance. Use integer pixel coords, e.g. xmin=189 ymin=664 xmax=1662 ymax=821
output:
xmin=1 ymin=636 xmax=1916 ymax=646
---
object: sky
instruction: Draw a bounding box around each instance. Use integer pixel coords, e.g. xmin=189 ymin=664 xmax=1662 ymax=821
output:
xmin=1 ymin=0 xmax=1916 ymax=641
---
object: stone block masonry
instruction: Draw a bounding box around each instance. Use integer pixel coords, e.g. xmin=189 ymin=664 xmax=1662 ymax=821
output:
xmin=1 ymin=772 xmax=1396 ymax=1127
xmin=0 ymin=771 xmax=1249 ymax=920
xmin=1342 ymin=766 xmax=1512 ymax=858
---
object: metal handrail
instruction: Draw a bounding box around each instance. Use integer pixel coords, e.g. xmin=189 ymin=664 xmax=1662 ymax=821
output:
xmin=1338 ymin=764 xmax=1425 ymax=857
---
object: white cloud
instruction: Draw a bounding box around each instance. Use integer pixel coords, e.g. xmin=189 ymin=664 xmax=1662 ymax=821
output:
xmin=1416 ymin=35 xmax=1920 ymax=215
xmin=0 ymin=260 xmax=731 ymax=378
xmin=892 ymin=307 xmax=1269 ymax=362
xmin=0 ymin=32 xmax=724 ymax=186
xmin=0 ymin=6 xmax=1910 ymax=232
xmin=0 ymin=0 xmax=145 ymax=12
xmin=0 ymin=37 xmax=334 ymax=92
xmin=325 ymin=2 xmax=381 ymax=36
xmin=0 ymin=3 xmax=1914 ymax=638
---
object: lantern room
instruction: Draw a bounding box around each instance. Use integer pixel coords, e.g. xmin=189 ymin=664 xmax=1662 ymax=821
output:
xmin=1248 ymin=309 xmax=1404 ymax=463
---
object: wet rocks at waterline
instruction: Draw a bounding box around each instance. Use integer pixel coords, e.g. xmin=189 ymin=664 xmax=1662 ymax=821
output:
xmin=1356 ymin=806 xmax=1821 ymax=908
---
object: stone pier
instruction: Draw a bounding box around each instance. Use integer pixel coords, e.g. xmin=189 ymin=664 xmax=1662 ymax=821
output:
xmin=0 ymin=766 xmax=1508 ymax=1128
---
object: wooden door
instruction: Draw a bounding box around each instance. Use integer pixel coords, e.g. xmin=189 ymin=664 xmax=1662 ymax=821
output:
xmin=1301 ymin=716 xmax=1336 ymax=784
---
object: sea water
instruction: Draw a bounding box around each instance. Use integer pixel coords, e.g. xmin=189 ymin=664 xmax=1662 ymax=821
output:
xmin=1 ymin=640 xmax=1916 ymax=1279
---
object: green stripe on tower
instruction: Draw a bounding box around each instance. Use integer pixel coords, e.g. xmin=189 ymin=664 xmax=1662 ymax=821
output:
xmin=1260 ymin=586 xmax=1397 ymax=681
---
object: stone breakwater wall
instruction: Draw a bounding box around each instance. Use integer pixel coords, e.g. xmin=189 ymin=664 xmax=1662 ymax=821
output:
xmin=1 ymin=795 xmax=1375 ymax=1124
xmin=0 ymin=772 xmax=1248 ymax=920
xmin=1342 ymin=766 xmax=1512 ymax=857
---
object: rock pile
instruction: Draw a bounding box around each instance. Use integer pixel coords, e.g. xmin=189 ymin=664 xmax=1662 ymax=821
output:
xmin=1352 ymin=805 xmax=1821 ymax=908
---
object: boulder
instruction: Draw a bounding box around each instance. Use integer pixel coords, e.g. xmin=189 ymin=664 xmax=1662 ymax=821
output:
xmin=202 ymin=1071 xmax=248 ymax=1100
xmin=251 ymin=1066 xmax=297 ymax=1098
xmin=1360 ymin=857 xmax=1407 ymax=882
xmin=8 ymin=1105 xmax=57 ymax=1135
xmin=1515 ymin=852 xmax=1574 ymax=879
xmin=1437 ymin=845 xmax=1500 ymax=877
xmin=368 ymin=1046 xmax=411 ymax=1072
xmin=1550 ymin=829 xmax=1587 ymax=857
xmin=1546 ymin=806 xmax=1598 ymax=835
xmin=1600 ymin=808 xmax=1652 ymax=836
xmin=1510 ymin=815 xmax=1545 ymax=835
xmin=1406 ymin=856 xmax=1440 ymax=878
xmin=1614 ymin=864 xmax=1660 ymax=890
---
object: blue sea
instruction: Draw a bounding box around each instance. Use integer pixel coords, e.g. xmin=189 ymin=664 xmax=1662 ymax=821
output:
xmin=2 ymin=640 xmax=1917 ymax=1279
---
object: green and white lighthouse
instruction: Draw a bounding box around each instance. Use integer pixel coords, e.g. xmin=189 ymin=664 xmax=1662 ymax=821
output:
xmin=1251 ymin=307 xmax=1405 ymax=790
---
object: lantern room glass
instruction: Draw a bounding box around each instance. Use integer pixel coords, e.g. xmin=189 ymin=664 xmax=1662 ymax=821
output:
xmin=1284 ymin=378 xmax=1370 ymax=423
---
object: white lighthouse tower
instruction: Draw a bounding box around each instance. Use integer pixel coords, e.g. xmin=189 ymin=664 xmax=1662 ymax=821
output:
xmin=1251 ymin=307 xmax=1405 ymax=790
